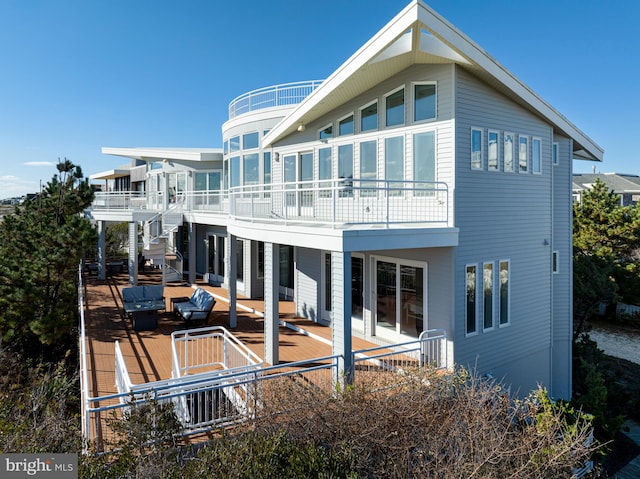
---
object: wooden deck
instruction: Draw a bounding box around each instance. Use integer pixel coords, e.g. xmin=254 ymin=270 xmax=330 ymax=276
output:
xmin=82 ymin=270 xmax=379 ymax=401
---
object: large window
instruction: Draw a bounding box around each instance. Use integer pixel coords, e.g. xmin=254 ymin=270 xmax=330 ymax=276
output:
xmin=338 ymin=114 xmax=354 ymax=136
xmin=243 ymin=132 xmax=259 ymax=149
xmin=499 ymin=260 xmax=510 ymax=326
xmin=263 ymin=152 xmax=271 ymax=185
xmin=230 ymin=156 xmax=240 ymax=187
xmin=360 ymin=101 xmax=378 ymax=132
xmin=532 ymin=138 xmax=541 ymax=174
xmin=360 ymin=140 xmax=377 ymax=194
xmin=471 ymin=128 xmax=483 ymax=170
xmin=414 ymin=83 xmax=436 ymax=122
xmin=466 ymin=265 xmax=477 ymax=335
xmin=483 ymin=262 xmax=494 ymax=330
xmin=504 ymin=132 xmax=514 ymax=172
xmin=385 ymin=136 xmax=404 ymax=189
xmin=519 ymin=135 xmax=528 ymax=173
xmin=243 ymin=153 xmax=259 ymax=185
xmin=488 ymin=130 xmax=499 ymax=171
xmin=338 ymin=144 xmax=354 ymax=196
xmin=319 ymin=147 xmax=332 ymax=181
xmin=385 ymin=88 xmax=405 ymax=127
xmin=413 ymin=131 xmax=435 ymax=188
xmin=229 ymin=136 xmax=240 ymax=152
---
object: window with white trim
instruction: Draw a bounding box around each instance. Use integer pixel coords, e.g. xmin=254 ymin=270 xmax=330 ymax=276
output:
xmin=483 ymin=262 xmax=494 ymax=330
xmin=360 ymin=101 xmax=378 ymax=132
xmin=504 ymin=132 xmax=514 ymax=172
xmin=519 ymin=135 xmax=528 ymax=173
xmin=338 ymin=114 xmax=354 ymax=136
xmin=499 ymin=260 xmax=510 ymax=326
xmin=532 ymin=137 xmax=541 ymax=174
xmin=243 ymin=131 xmax=259 ymax=150
xmin=319 ymin=124 xmax=333 ymax=140
xmin=471 ymin=128 xmax=483 ymax=170
xmin=488 ymin=130 xmax=499 ymax=171
xmin=414 ymin=82 xmax=436 ymax=122
xmin=360 ymin=140 xmax=377 ymax=196
xmin=466 ymin=264 xmax=477 ymax=335
xmin=552 ymin=142 xmax=559 ymax=165
xmin=413 ymin=131 xmax=435 ymax=192
xmin=385 ymin=88 xmax=405 ymax=127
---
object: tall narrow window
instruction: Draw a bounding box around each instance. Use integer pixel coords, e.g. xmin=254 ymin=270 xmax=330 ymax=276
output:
xmin=519 ymin=135 xmax=528 ymax=173
xmin=466 ymin=265 xmax=477 ymax=335
xmin=386 ymin=88 xmax=405 ymax=127
xmin=319 ymin=147 xmax=332 ymax=197
xmin=471 ymin=128 xmax=483 ymax=170
xmin=413 ymin=131 xmax=435 ymax=193
xmin=504 ymin=132 xmax=514 ymax=172
xmin=324 ymin=253 xmax=332 ymax=312
xmin=338 ymin=144 xmax=353 ymax=197
xmin=385 ymin=136 xmax=404 ymax=195
xmin=243 ymin=153 xmax=259 ymax=185
xmin=499 ymin=260 xmax=510 ymax=326
xmin=236 ymin=239 xmax=244 ymax=282
xmin=488 ymin=130 xmax=499 ymax=171
xmin=360 ymin=140 xmax=377 ymax=196
xmin=552 ymin=251 xmax=559 ymax=274
xmin=552 ymin=142 xmax=559 ymax=165
xmin=414 ymin=83 xmax=436 ymax=121
xmin=283 ymin=155 xmax=296 ymax=183
xmin=229 ymin=136 xmax=240 ymax=152
xmin=532 ymin=138 xmax=541 ymax=174
xmin=230 ymin=156 xmax=240 ymax=188
xmin=483 ymin=263 xmax=494 ymax=330
xmin=360 ymin=101 xmax=378 ymax=131
xmin=263 ymin=152 xmax=271 ymax=185
xmin=257 ymin=242 xmax=264 ymax=279
xmin=338 ymin=114 xmax=354 ymax=136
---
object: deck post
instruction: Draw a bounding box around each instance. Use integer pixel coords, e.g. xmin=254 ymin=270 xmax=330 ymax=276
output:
xmin=227 ymin=232 xmax=237 ymax=328
xmin=187 ymin=222 xmax=196 ymax=285
xmin=97 ymin=220 xmax=106 ymax=280
xmin=128 ymin=221 xmax=137 ymax=285
xmin=264 ymin=242 xmax=280 ymax=365
xmin=331 ymin=251 xmax=353 ymax=387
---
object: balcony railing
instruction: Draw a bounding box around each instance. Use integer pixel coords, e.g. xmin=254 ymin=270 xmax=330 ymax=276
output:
xmin=229 ymin=179 xmax=450 ymax=228
xmin=89 ymin=179 xmax=450 ymax=228
xmin=228 ymin=80 xmax=323 ymax=119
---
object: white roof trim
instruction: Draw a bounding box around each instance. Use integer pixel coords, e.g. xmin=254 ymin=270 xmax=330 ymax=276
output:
xmin=101 ymin=147 xmax=222 ymax=162
xmin=262 ymin=0 xmax=602 ymax=162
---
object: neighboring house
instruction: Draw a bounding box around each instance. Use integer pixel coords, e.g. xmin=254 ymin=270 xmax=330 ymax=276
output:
xmin=573 ymin=172 xmax=640 ymax=206
xmin=87 ymin=0 xmax=602 ymax=400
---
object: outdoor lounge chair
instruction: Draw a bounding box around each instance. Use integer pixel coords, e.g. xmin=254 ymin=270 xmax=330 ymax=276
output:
xmin=174 ymin=288 xmax=216 ymax=325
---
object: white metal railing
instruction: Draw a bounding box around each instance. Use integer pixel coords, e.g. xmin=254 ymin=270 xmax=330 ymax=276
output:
xmin=78 ymin=265 xmax=91 ymax=443
xmin=184 ymin=190 xmax=226 ymax=212
xmin=229 ymin=179 xmax=450 ymax=227
xmin=114 ymin=341 xmax=133 ymax=401
xmin=83 ymin=330 xmax=449 ymax=451
xmin=228 ymin=80 xmax=323 ymax=119
xmin=171 ymin=326 xmax=263 ymax=378
xmin=91 ymin=191 xmax=162 ymax=211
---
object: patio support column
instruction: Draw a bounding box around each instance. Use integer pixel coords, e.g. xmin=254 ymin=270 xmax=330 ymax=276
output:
xmin=187 ymin=222 xmax=196 ymax=285
xmin=331 ymin=251 xmax=354 ymax=387
xmin=226 ymin=232 xmax=237 ymax=328
xmin=128 ymin=221 xmax=138 ymax=285
xmin=263 ymin=242 xmax=280 ymax=365
xmin=97 ymin=220 xmax=106 ymax=280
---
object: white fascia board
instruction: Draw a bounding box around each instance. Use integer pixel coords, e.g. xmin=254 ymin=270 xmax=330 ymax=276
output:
xmin=262 ymin=1 xmax=420 ymax=148
xmin=101 ymin=147 xmax=222 ymax=162
xmin=89 ymin=168 xmax=131 ymax=180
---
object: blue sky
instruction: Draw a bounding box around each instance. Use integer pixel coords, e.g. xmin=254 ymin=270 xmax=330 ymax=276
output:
xmin=0 ymin=0 xmax=637 ymax=198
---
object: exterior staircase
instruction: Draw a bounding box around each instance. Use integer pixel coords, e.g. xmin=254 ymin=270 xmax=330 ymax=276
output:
xmin=142 ymin=203 xmax=184 ymax=283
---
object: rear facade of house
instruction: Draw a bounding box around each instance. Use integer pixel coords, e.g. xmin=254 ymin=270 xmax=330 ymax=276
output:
xmin=88 ymin=0 xmax=602 ymax=400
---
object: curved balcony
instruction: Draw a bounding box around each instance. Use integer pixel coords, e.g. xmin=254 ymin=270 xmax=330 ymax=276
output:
xmin=228 ymin=80 xmax=323 ymax=119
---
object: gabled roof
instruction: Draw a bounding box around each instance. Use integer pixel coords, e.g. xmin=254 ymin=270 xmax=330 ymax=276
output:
xmin=262 ymin=0 xmax=602 ymax=162
xmin=101 ymin=147 xmax=222 ymax=162
xmin=573 ymin=173 xmax=640 ymax=193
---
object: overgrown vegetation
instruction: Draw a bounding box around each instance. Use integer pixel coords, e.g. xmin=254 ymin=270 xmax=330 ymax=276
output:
xmin=82 ymin=368 xmax=597 ymax=478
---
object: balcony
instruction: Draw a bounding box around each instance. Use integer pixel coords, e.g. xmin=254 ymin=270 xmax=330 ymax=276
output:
xmin=229 ymin=179 xmax=450 ymax=229
xmin=228 ymin=80 xmax=323 ymax=119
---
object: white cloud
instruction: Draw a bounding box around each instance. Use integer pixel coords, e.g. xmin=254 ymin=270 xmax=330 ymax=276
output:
xmin=24 ymin=161 xmax=55 ymax=167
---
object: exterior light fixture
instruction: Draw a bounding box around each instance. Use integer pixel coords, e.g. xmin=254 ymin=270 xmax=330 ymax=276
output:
xmin=297 ymin=124 xmax=306 ymax=132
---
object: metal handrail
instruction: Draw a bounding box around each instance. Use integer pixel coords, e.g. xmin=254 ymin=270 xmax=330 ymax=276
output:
xmin=228 ymin=80 xmax=323 ymax=119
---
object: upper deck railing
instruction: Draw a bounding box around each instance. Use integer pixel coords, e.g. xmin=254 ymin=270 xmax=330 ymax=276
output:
xmin=228 ymin=80 xmax=323 ymax=119
xmin=89 ymin=179 xmax=450 ymax=228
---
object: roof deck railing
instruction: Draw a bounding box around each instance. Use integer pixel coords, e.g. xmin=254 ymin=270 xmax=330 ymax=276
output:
xmin=228 ymin=80 xmax=323 ymax=119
